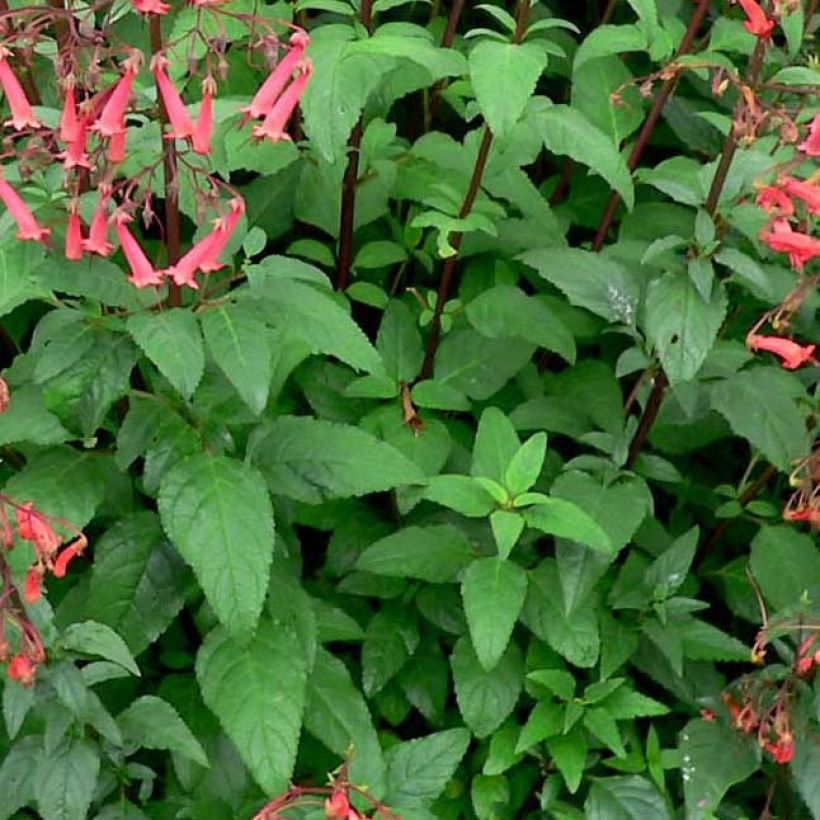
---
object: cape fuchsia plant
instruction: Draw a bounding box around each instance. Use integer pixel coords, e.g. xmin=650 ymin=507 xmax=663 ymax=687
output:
xmin=0 ymin=0 xmax=818 ymax=818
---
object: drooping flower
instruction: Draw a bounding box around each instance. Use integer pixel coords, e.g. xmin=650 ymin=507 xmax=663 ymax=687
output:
xmin=765 ymin=735 xmax=795 ymax=764
xmin=132 ymin=0 xmax=170 ymax=12
xmin=746 ymin=333 xmax=817 ymax=369
xmin=82 ymin=193 xmax=114 ymax=256
xmin=108 ymin=124 xmax=128 ymax=163
xmin=23 ymin=567 xmax=42 ymax=603
xmin=756 ymin=185 xmax=793 ymax=217
xmin=0 ymin=175 xmax=51 ymax=242
xmin=242 ymin=30 xmax=310 ymax=120
xmin=779 ymin=176 xmax=820 ymax=216
xmin=6 ymin=653 xmax=36 ymax=686
xmin=759 ymin=219 xmax=820 ymax=271
xmin=252 ymin=62 xmax=312 ymax=142
xmin=192 ymin=77 xmax=214 ymax=156
xmin=151 ymin=55 xmax=195 ymax=140
xmin=52 ymin=542 xmax=82 ymax=578
xmin=59 ymin=79 xmax=80 ymax=143
xmin=65 ymin=209 xmax=84 ymax=261
xmin=798 ymin=113 xmax=820 ymax=156
xmin=0 ymin=51 xmax=41 ymax=130
xmin=92 ymin=64 xmax=137 ymax=138
xmin=324 ymin=791 xmax=351 ymax=820
xmin=164 ymin=233 xmax=214 ymax=288
xmin=198 ymin=197 xmax=245 ymax=272
xmin=113 ymin=212 xmax=165 ymax=288
xmin=59 ymin=115 xmax=91 ymax=169
xmin=735 ymin=0 xmax=776 ymax=38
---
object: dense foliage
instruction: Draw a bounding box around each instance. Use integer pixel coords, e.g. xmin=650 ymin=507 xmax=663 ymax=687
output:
xmin=0 ymin=0 xmax=818 ymax=818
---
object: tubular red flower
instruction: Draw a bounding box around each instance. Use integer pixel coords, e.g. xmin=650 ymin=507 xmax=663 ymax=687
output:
xmin=132 ymin=0 xmax=170 ymax=12
xmin=113 ymin=213 xmax=165 ymax=288
xmin=755 ymin=186 xmax=793 ymax=217
xmin=59 ymin=116 xmax=91 ymax=169
xmin=778 ymin=176 xmax=820 ymax=216
xmin=252 ymin=63 xmax=312 ymax=142
xmin=736 ymin=0 xmax=775 ymax=37
xmin=0 ymin=176 xmax=50 ymax=242
xmin=7 ymin=653 xmax=36 ymax=686
xmin=92 ymin=66 xmax=136 ymax=138
xmin=198 ymin=197 xmax=245 ymax=272
xmin=765 ymin=736 xmax=795 ymax=764
xmin=165 ymin=233 xmax=216 ymax=288
xmin=52 ymin=543 xmax=81 ymax=578
xmin=151 ymin=55 xmax=195 ymax=140
xmin=24 ymin=567 xmax=42 ymax=603
xmin=59 ymin=80 xmax=80 ymax=143
xmin=0 ymin=53 xmax=41 ymax=130
xmin=192 ymin=80 xmax=214 ymax=156
xmin=798 ymin=113 xmax=820 ymax=156
xmin=66 ymin=210 xmax=84 ymax=261
xmin=108 ymin=123 xmax=128 ymax=163
xmin=242 ymin=31 xmax=310 ymax=120
xmin=82 ymin=194 xmax=114 ymax=256
xmin=747 ymin=333 xmax=817 ymax=369
xmin=759 ymin=220 xmax=820 ymax=271
xmin=15 ymin=502 xmax=34 ymax=541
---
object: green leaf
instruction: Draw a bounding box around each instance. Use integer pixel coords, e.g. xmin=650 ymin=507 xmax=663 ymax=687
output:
xmin=462 ymin=558 xmax=528 ymax=672
xmin=424 ymin=475 xmax=496 ymax=517
xmin=197 ymin=621 xmax=307 ymax=794
xmin=377 ymin=299 xmax=423 ymax=382
xmin=465 ymin=286 xmax=576 ymax=364
xmin=679 ymin=719 xmax=757 ymax=818
xmin=515 ymin=701 xmax=563 ymax=753
xmin=451 ymin=636 xmax=523 ymax=738
xmin=472 ymin=407 xmax=521 ymax=484
xmin=519 ymin=248 xmax=639 ymax=324
xmin=541 ymin=105 xmax=635 ymax=209
xmin=363 ymin=608 xmax=419 ymax=696
xmin=585 ymin=776 xmax=672 ymax=820
xmin=200 ymin=303 xmax=272 ymax=414
xmin=504 ymin=432 xmax=547 ymax=496
xmin=118 ymin=696 xmax=208 ymax=767
xmin=159 ymin=454 xmax=275 ymax=636
xmin=583 ymin=707 xmax=626 ymax=757
xmin=574 ymin=24 xmax=648 ymax=71
xmin=0 ymin=736 xmax=39 ymax=819
xmin=385 ymin=729 xmax=471 ymax=807
xmin=792 ymin=735 xmax=820 ymax=819
xmin=33 ymin=738 xmax=100 ymax=820
xmin=490 ymin=510 xmax=525 ymax=559
xmin=356 ymin=525 xmax=474 ymax=583
xmin=127 ymin=310 xmax=205 ymax=399
xmin=0 ymin=242 xmax=48 ymax=317
xmin=0 ymin=385 xmax=69 ymax=446
xmin=644 ymin=274 xmax=727 ymax=385
xmin=60 ymin=622 xmax=140 ymax=677
xmin=524 ymin=498 xmax=613 ymax=555
xmin=472 ymin=774 xmax=510 ymax=820
xmin=645 ymin=527 xmax=699 ymax=600
xmin=304 ymin=648 xmax=385 ymax=793
xmin=469 ymin=41 xmax=548 ymax=140
xmin=711 ymin=368 xmax=806 ymax=471
xmin=750 ymin=526 xmax=820 ymax=612
xmin=527 ymin=668 xmax=576 ymax=700
xmin=248 ymin=416 xmax=425 ymax=504
xmin=546 ymin=725 xmax=588 ymax=793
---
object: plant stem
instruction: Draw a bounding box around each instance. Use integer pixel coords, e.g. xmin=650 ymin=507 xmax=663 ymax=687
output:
xmin=625 ymin=369 xmax=667 ymax=468
xmin=592 ymin=0 xmax=713 ymax=250
xmin=149 ymin=14 xmax=182 ymax=308
xmin=335 ymin=0 xmax=375 ymax=291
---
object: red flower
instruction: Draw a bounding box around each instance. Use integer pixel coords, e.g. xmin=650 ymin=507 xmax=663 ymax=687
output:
xmin=59 ymin=79 xmax=80 ymax=143
xmin=253 ymin=62 xmax=312 ymax=142
xmin=759 ymin=219 xmax=820 ymax=271
xmin=132 ymin=0 xmax=170 ymax=12
xmin=799 ymin=113 xmax=820 ymax=156
xmin=82 ymin=194 xmax=115 ymax=256
xmin=735 ymin=0 xmax=775 ymax=37
xmin=113 ymin=212 xmax=165 ymax=288
xmin=756 ymin=186 xmax=793 ymax=217
xmin=66 ymin=209 xmax=84 ymax=261
xmin=53 ymin=542 xmax=81 ymax=578
xmin=151 ymin=55 xmax=195 ymax=141
xmin=59 ymin=115 xmax=91 ymax=169
xmin=15 ymin=502 xmax=34 ymax=541
xmin=765 ymin=735 xmax=795 ymax=764
xmin=779 ymin=176 xmax=820 ymax=216
xmin=7 ymin=653 xmax=36 ymax=686
xmin=242 ymin=30 xmax=310 ymax=120
xmin=192 ymin=78 xmax=214 ymax=156
xmin=92 ymin=65 xmax=136 ymax=138
xmin=324 ymin=791 xmax=351 ymax=819
xmin=783 ymin=507 xmax=820 ymax=523
xmin=0 ymin=51 xmax=41 ymax=130
xmin=108 ymin=124 xmax=128 ymax=163
xmin=0 ymin=175 xmax=51 ymax=242
xmin=198 ymin=197 xmax=245 ymax=272
xmin=24 ymin=567 xmax=42 ymax=603
xmin=746 ymin=334 xmax=817 ymax=369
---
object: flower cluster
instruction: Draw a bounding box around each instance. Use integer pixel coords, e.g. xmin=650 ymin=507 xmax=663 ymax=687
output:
xmin=795 ymin=632 xmax=820 ymax=676
xmin=733 ymin=0 xmax=775 ymax=39
xmin=783 ymin=445 xmax=820 ymax=525
xmin=0 ymin=5 xmax=312 ymax=292
xmin=722 ymin=690 xmax=795 ymax=764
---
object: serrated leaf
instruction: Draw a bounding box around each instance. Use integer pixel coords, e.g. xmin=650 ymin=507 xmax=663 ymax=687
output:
xmin=462 ymin=558 xmax=528 ymax=672
xmin=377 ymin=299 xmax=423 ymax=382
xmin=0 ymin=736 xmax=39 ymax=819
xmin=546 ymin=725 xmax=588 ymax=793
xmin=60 ymin=622 xmax=140 ymax=676
xmin=792 ymin=735 xmax=820 ymax=819
xmin=248 ymin=415 xmax=425 ymax=503
xmin=469 ymin=41 xmax=548 ymax=140
xmin=750 ymin=526 xmax=820 ymax=612
xmin=424 ymin=475 xmax=496 ymax=517
xmin=197 ymin=621 xmax=307 ymax=794
xmin=524 ymin=498 xmax=613 ymax=555
xmin=490 ymin=510 xmax=525 ymax=559
xmin=644 ymin=274 xmax=727 ymax=385
xmin=33 ymin=738 xmax=100 ymax=820
xmin=118 ymin=696 xmax=208 ymax=767
xmin=645 ymin=527 xmax=699 ymax=600
xmin=472 ymin=407 xmax=521 ymax=483
xmin=586 ymin=776 xmax=672 ymax=820
xmin=159 ymin=454 xmax=275 ymax=636
xmin=362 ymin=608 xmax=419 ymax=696
xmin=0 ymin=385 xmax=69 ymax=447
xmin=574 ymin=24 xmax=648 ymax=70
xmin=357 ymin=525 xmax=473 ymax=582
xmin=127 ymin=310 xmax=204 ymax=399
xmin=504 ymin=433 xmax=547 ymax=496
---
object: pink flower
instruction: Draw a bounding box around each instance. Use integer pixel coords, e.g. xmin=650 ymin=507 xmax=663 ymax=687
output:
xmin=108 ymin=124 xmax=127 ymax=163
xmin=192 ymin=78 xmax=214 ymax=156
xmin=92 ymin=66 xmax=136 ymax=138
xmin=779 ymin=176 xmax=820 ymax=216
xmin=242 ymin=30 xmax=310 ymax=120
xmin=132 ymin=0 xmax=170 ymax=12
xmin=756 ymin=186 xmax=793 ymax=217
xmin=59 ymin=116 xmax=91 ymax=169
xmin=746 ymin=333 xmax=817 ymax=369
xmin=7 ymin=653 xmax=36 ymax=686
xmin=113 ymin=212 xmax=164 ymax=288
xmin=0 ymin=52 xmax=41 ymax=130
xmin=252 ymin=63 xmax=312 ymax=142
xmin=0 ymin=175 xmax=50 ymax=242
xmin=65 ymin=209 xmax=84 ymax=261
xmin=197 ymin=197 xmax=245 ymax=272
xmin=759 ymin=219 xmax=820 ymax=271
xmin=23 ymin=568 xmax=42 ymax=603
xmin=82 ymin=193 xmax=114 ymax=256
xmin=59 ymin=80 xmax=80 ymax=143
xmin=151 ymin=55 xmax=195 ymax=140
xmin=798 ymin=113 xmax=820 ymax=156
xmin=52 ymin=542 xmax=81 ymax=578
xmin=736 ymin=0 xmax=775 ymax=37
xmin=165 ymin=234 xmax=215 ymax=288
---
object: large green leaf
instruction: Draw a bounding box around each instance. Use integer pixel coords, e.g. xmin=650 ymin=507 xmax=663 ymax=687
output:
xmin=33 ymin=738 xmax=100 ymax=820
xmin=749 ymin=526 xmax=820 ymax=612
xmin=197 ymin=621 xmax=307 ymax=793
xmin=127 ymin=310 xmax=205 ymax=399
xmin=574 ymin=24 xmax=647 ymax=70
xmin=472 ymin=407 xmax=521 ymax=484
xmin=524 ymin=498 xmax=613 ymax=555
xmin=248 ymin=415 xmax=425 ymax=503
xmin=644 ymin=274 xmax=727 ymax=385
xmin=469 ymin=41 xmax=547 ymax=140
xmin=711 ymin=368 xmax=806 ymax=471
xmin=586 ymin=776 xmax=671 ymax=819
xmin=60 ymin=622 xmax=140 ymax=677
xmin=377 ymin=299 xmax=424 ymax=383
xmin=0 ymin=385 xmax=69 ymax=447
xmin=158 ymin=454 xmax=275 ymax=636
xmin=0 ymin=736 xmax=39 ymax=819
xmin=462 ymin=558 xmax=528 ymax=672
xmin=0 ymin=241 xmax=48 ymax=317
xmin=792 ymin=735 xmax=820 ymax=820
